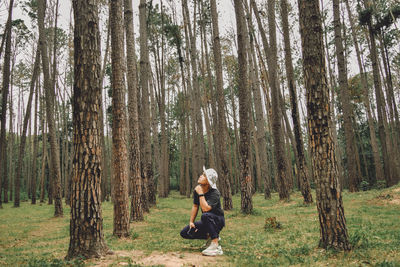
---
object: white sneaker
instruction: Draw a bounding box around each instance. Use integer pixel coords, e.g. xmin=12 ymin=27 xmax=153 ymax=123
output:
xmin=203 ymin=237 xmax=221 ymax=248
xmin=202 ymin=242 xmax=223 ymax=256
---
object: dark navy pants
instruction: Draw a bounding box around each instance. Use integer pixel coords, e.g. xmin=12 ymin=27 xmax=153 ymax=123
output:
xmin=180 ymin=212 xmax=225 ymax=240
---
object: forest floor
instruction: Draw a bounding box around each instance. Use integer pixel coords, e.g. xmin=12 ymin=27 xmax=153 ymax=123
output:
xmin=0 ymin=183 xmax=399 ymax=266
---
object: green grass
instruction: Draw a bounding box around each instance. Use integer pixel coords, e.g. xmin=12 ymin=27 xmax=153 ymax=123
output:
xmin=1 ymin=184 xmax=400 ymax=266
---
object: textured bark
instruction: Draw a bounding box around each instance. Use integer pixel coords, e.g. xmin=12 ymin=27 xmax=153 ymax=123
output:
xmin=182 ymin=0 xmax=205 ymax=188
xmin=251 ymin=0 xmax=289 ymax=200
xmin=234 ymin=0 xmax=253 ymax=214
xmin=199 ymin=7 xmax=218 ymax=171
xmin=31 ymin=59 xmax=40 ymax=205
xmin=185 ymin=117 xmax=191 ymax=198
xmin=110 ymin=0 xmax=130 ymax=237
xmin=252 ymin=38 xmax=275 ymax=194
xmin=4 ymin=89 xmax=12 ymax=203
xmin=40 ymin=115 xmax=47 ymax=203
xmin=139 ymin=0 xmax=153 ymax=209
xmin=321 ymin=1 xmax=345 ymax=188
xmin=124 ymin=0 xmax=143 ymax=221
xmin=298 ymin=0 xmax=350 ymax=250
xmin=38 ymin=0 xmax=63 ymax=217
xmin=333 ymin=0 xmax=360 ymax=192
xmin=378 ymin=35 xmax=400 ymax=184
xmin=148 ymin=71 xmax=158 ymax=205
xmin=242 ymin=1 xmax=271 ymax=197
xmin=156 ymin=3 xmax=170 ymax=198
xmin=268 ymin=0 xmax=290 ymax=200
xmin=210 ymin=0 xmax=233 ymax=210
xmin=0 ymin=0 xmax=14 ymax=208
xmin=14 ymin=48 xmax=40 ymax=207
xmin=344 ymin=0 xmax=383 ymax=182
xmin=365 ymin=18 xmax=395 ymax=187
xmin=100 ymin=15 xmax=111 ymax=202
xmin=280 ymin=0 xmax=312 ymax=203
xmin=67 ymin=0 xmax=110 ymax=258
xmin=248 ymin=37 xmax=271 ymax=198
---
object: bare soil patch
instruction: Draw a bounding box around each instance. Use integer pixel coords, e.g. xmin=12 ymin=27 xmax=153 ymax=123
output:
xmin=93 ymin=250 xmax=223 ymax=267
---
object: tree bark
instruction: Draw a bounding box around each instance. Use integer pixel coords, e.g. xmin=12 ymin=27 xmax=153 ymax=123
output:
xmin=31 ymin=58 xmax=40 ymax=205
xmin=343 ymin=0 xmax=384 ymax=182
xmin=67 ymin=0 xmax=110 ymax=258
xmin=38 ymin=0 xmax=63 ymax=216
xmin=298 ymin=0 xmax=350 ymax=250
xmin=251 ymin=0 xmax=290 ymax=200
xmin=242 ymin=0 xmax=272 ymax=197
xmin=182 ymin=0 xmax=205 ymax=188
xmin=280 ymin=0 xmax=312 ymax=203
xmin=0 ymin=0 xmax=15 ymax=209
xmin=234 ymin=0 xmax=253 ymax=214
xmin=124 ymin=0 xmax=143 ymax=222
xmin=210 ymin=0 xmax=233 ymax=210
xmin=110 ymin=0 xmax=130 ymax=237
xmin=13 ymin=47 xmax=40 ymax=207
xmin=333 ymin=0 xmax=360 ymax=192
xmin=365 ymin=13 xmax=396 ymax=187
xmin=139 ymin=0 xmax=153 ymax=209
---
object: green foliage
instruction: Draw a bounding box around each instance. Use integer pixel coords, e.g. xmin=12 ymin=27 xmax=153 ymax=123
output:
xmin=375 ymin=180 xmax=387 ymax=189
xmin=360 ymin=180 xmax=370 ymax=191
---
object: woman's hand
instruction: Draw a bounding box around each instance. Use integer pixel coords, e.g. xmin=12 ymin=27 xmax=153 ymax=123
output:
xmin=189 ymin=222 xmax=196 ymax=229
xmin=195 ymin=185 xmax=204 ymax=195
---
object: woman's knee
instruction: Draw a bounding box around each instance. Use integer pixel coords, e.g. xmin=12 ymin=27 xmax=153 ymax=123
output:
xmin=180 ymin=226 xmax=190 ymax=239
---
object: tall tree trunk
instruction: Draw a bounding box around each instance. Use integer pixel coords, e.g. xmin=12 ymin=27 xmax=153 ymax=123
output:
xmin=333 ymin=0 xmax=360 ymax=192
xmin=243 ymin=1 xmax=271 ymax=197
xmin=67 ymin=0 xmax=110 ymax=258
xmin=31 ymin=68 xmax=40 ymax=205
xmin=124 ymin=0 xmax=143 ymax=222
xmin=40 ymin=102 xmax=47 ymax=203
xmin=110 ymin=0 xmax=130 ymax=237
xmin=251 ymin=0 xmax=290 ymax=200
xmin=0 ymin=0 xmax=15 ymax=209
xmin=321 ymin=0 xmax=345 ymax=189
xmin=38 ymin=0 xmax=63 ymax=217
xmin=182 ymin=0 xmax=205 ymax=187
xmin=343 ymin=0 xmax=383 ymax=182
xmin=157 ymin=2 xmax=169 ymax=198
xmin=185 ymin=116 xmax=191 ymax=198
xmin=234 ymin=0 xmax=253 ymax=214
xmin=298 ymin=0 xmax=350 ymax=250
xmin=199 ymin=6 xmax=218 ymax=170
xmin=267 ymin=0 xmax=290 ymax=200
xmin=280 ymin=0 xmax=312 ymax=203
xmin=210 ymin=0 xmax=233 ymax=210
xmin=148 ymin=70 xmax=158 ymax=205
xmin=139 ymin=0 xmax=153 ymax=208
xmin=378 ymin=34 xmax=400 ymax=184
xmin=14 ymin=48 xmax=40 ymax=207
xmin=5 ymin=89 xmax=13 ymax=203
xmin=99 ymin=19 xmax=110 ymax=202
xmin=365 ymin=12 xmax=397 ymax=187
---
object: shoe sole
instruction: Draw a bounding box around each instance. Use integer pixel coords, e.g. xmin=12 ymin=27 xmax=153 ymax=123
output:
xmin=202 ymin=251 xmax=223 ymax=256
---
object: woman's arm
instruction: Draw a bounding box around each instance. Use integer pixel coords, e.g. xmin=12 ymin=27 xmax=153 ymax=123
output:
xmin=199 ymin=195 xmax=212 ymax=212
xmin=189 ymin=204 xmax=199 ymax=227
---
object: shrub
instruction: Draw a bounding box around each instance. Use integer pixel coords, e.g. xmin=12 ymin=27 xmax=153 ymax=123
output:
xmin=360 ymin=180 xmax=370 ymax=191
xmin=375 ymin=180 xmax=387 ymax=189
xmin=264 ymin=217 xmax=282 ymax=231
